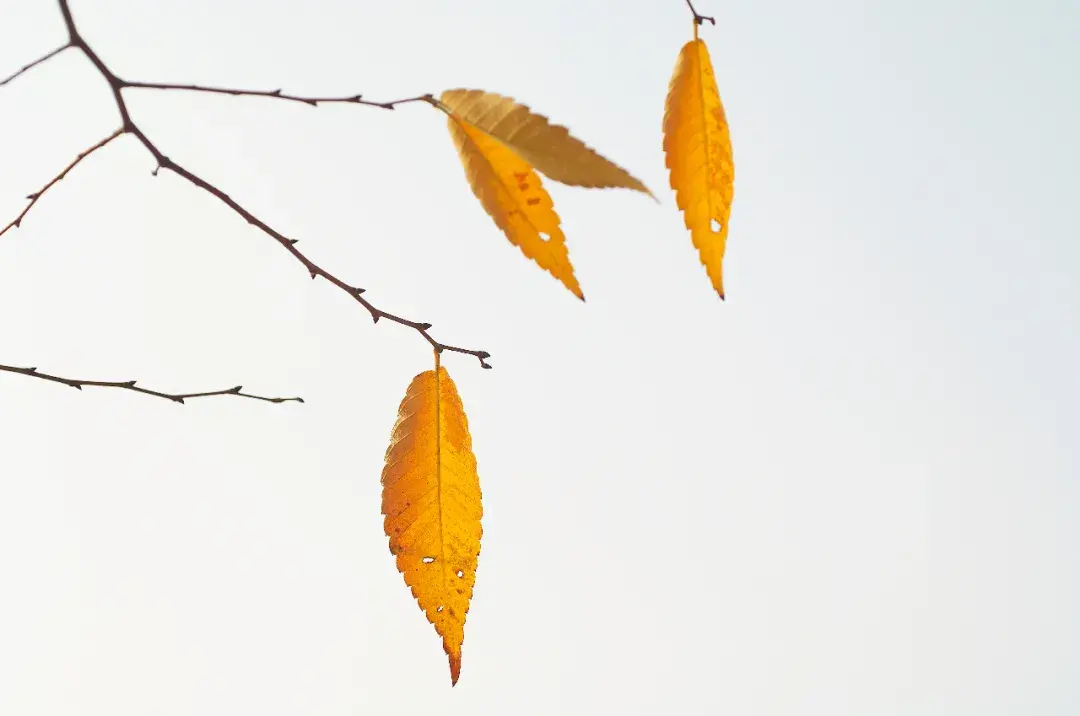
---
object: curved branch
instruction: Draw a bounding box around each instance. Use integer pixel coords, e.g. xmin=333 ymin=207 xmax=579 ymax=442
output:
xmin=0 ymin=364 xmax=303 ymax=405
xmin=0 ymin=128 xmax=124 ymax=239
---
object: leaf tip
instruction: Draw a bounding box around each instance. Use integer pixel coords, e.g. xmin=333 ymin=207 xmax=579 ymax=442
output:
xmin=449 ymin=653 xmax=461 ymax=686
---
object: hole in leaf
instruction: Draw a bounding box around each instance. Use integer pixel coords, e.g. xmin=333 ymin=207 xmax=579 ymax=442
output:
xmin=437 ymin=605 xmax=444 ymax=613
xmin=422 ymin=556 xmax=435 ymax=564
xmin=456 ymin=570 xmax=464 ymax=578
xmin=710 ymin=219 xmax=723 ymax=233
xmin=538 ymin=232 xmax=550 ymax=242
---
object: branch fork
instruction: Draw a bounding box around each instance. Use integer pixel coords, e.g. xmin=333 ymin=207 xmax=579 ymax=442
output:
xmin=1 ymin=0 xmax=492 ymax=410
xmin=685 ymin=0 xmax=716 ymax=26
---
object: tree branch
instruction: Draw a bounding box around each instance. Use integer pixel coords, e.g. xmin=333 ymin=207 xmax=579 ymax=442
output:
xmin=0 ymin=128 xmax=124 ymax=239
xmin=123 ymin=82 xmax=435 ymax=111
xmin=7 ymin=0 xmax=490 ymax=368
xmin=0 ymin=43 xmax=71 ymax=87
xmin=0 ymin=364 xmax=303 ymax=405
xmin=685 ymin=0 xmax=716 ymax=26
xmin=136 ymin=129 xmax=491 ymax=367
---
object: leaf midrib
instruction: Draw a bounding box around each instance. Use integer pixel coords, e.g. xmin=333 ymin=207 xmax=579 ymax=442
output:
xmin=435 ymin=369 xmax=449 ymax=606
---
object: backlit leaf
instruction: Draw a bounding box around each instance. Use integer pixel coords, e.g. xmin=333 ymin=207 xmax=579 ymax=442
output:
xmin=446 ymin=112 xmax=584 ymax=300
xmin=440 ymin=88 xmax=652 ymax=196
xmin=381 ymin=363 xmax=483 ymax=686
xmin=663 ymin=30 xmax=735 ymax=299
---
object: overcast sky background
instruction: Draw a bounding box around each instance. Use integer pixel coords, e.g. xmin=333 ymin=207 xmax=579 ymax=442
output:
xmin=1 ymin=0 xmax=1077 ymax=714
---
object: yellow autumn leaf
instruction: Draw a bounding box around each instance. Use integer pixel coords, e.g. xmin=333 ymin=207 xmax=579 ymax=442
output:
xmin=446 ymin=112 xmax=584 ymax=300
xmin=663 ymin=30 xmax=735 ymax=299
xmin=381 ymin=361 xmax=483 ymax=686
xmin=440 ymin=88 xmax=653 ymax=196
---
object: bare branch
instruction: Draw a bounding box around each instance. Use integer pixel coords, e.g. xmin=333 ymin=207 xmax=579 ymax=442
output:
xmin=0 ymin=364 xmax=303 ymax=405
xmin=685 ymin=0 xmax=716 ymax=26
xmin=0 ymin=44 xmax=71 ymax=87
xmin=35 ymin=0 xmax=491 ymax=369
xmin=123 ymin=82 xmax=435 ymax=111
xmin=0 ymin=128 xmax=124 ymax=239
xmin=138 ymin=130 xmax=492 ymax=367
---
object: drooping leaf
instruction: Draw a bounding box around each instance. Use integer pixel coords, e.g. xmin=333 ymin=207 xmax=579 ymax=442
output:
xmin=663 ymin=32 xmax=735 ymax=299
xmin=440 ymin=88 xmax=652 ymax=196
xmin=446 ymin=112 xmax=584 ymax=299
xmin=381 ymin=363 xmax=483 ymax=686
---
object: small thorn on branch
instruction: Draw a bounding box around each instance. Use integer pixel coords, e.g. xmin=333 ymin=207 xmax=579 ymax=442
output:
xmin=418 ymin=322 xmax=432 ymax=331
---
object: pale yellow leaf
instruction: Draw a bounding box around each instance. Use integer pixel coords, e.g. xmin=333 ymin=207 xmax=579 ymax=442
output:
xmin=447 ymin=113 xmax=584 ymax=299
xmin=441 ymin=88 xmax=652 ymax=196
xmin=663 ymin=34 xmax=735 ymax=299
xmin=382 ymin=364 xmax=483 ymax=686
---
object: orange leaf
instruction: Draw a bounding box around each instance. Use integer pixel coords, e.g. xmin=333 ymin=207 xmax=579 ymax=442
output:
xmin=440 ymin=88 xmax=653 ymax=196
xmin=445 ymin=113 xmax=584 ymax=300
xmin=381 ymin=364 xmax=483 ymax=686
xmin=663 ymin=31 xmax=735 ymax=299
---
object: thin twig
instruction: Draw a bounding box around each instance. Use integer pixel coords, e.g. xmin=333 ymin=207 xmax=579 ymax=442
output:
xmin=685 ymin=0 xmax=716 ymax=26
xmin=0 ymin=364 xmax=303 ymax=405
xmin=0 ymin=44 xmax=71 ymax=87
xmin=42 ymin=0 xmax=490 ymax=368
xmin=0 ymin=128 xmax=124 ymax=239
xmin=123 ymin=82 xmax=435 ymax=110
xmin=137 ymin=128 xmax=491 ymax=366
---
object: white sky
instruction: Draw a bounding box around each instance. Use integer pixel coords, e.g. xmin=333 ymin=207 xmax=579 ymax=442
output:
xmin=1 ymin=0 xmax=1077 ymax=714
